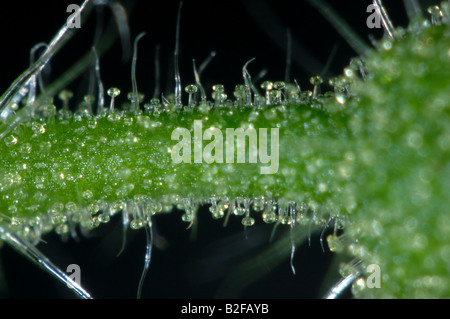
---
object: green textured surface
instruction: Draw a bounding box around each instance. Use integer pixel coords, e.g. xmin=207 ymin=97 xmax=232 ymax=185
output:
xmin=0 ymin=102 xmax=351 ymax=219
xmin=0 ymin=14 xmax=449 ymax=299
xmin=346 ymin=23 xmax=450 ymax=298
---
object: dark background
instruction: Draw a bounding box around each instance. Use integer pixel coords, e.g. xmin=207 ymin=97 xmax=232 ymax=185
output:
xmin=0 ymin=0 xmax=438 ymax=299
xmin=0 ymin=0 xmax=403 ymax=101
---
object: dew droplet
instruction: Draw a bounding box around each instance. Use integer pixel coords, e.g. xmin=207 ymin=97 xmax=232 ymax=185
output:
xmin=185 ymin=84 xmax=198 ymax=108
xmin=33 ymin=191 xmax=47 ymax=202
xmin=212 ymin=210 xmax=224 ymax=219
xmin=233 ymin=207 xmax=246 ymax=216
xmin=233 ymin=89 xmax=246 ymax=99
xmin=127 ymin=92 xmax=145 ymax=104
xmin=55 ymin=223 xmax=69 ymax=235
xmin=107 ymin=87 xmax=121 ymax=98
xmin=335 ymin=92 xmax=346 ymax=105
xmin=262 ymin=211 xmax=277 ymax=223
xmin=344 ymin=67 xmax=355 ymax=79
xmin=82 ymin=190 xmax=93 ymax=200
xmin=115 ymin=184 xmax=135 ymax=197
xmin=107 ymin=87 xmax=121 ymax=111
xmin=4 ymin=135 xmax=18 ymax=147
xmin=381 ymin=39 xmax=392 ymax=50
xmin=107 ymin=112 xmax=122 ymax=122
xmin=32 ymin=122 xmax=46 ymax=136
xmin=317 ymin=182 xmax=328 ymax=193
xmin=241 ymin=216 xmax=255 ymax=226
xmin=198 ymin=103 xmax=210 ymax=113
xmin=185 ymin=84 xmax=198 ymax=94
xmin=98 ymin=213 xmax=110 ymax=224
xmin=181 ymin=213 xmax=193 ymax=223
xmin=310 ymin=75 xmax=323 ymax=86
xmin=57 ymin=109 xmax=73 ymax=120
xmin=58 ymin=90 xmax=73 ymax=110
xmin=66 ymin=202 xmax=77 ymax=212
xmin=10 ymin=217 xmax=21 ymax=227
xmin=252 ymin=196 xmax=265 ymax=212
xmin=212 ymin=84 xmax=225 ymax=93
xmin=19 ymin=143 xmax=32 ymax=154
xmin=273 ymin=81 xmax=285 ymax=90
xmin=130 ymin=219 xmax=144 ymax=230
xmin=261 ymin=81 xmax=273 ymax=91
xmin=351 ymin=278 xmax=366 ymax=298
xmin=50 ymin=212 xmax=67 ymax=225
xmin=327 ymin=234 xmax=343 ymax=253
xmin=427 ymin=5 xmax=442 ymax=25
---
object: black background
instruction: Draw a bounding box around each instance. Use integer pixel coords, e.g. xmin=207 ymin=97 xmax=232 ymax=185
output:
xmin=0 ymin=0 xmax=437 ymax=299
